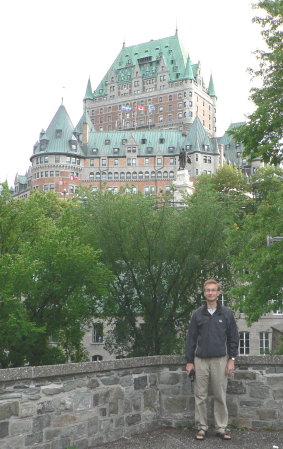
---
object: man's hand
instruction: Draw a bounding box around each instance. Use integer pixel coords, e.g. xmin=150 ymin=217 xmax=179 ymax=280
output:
xmin=186 ymin=362 xmax=195 ymax=374
xmin=225 ymin=358 xmax=235 ymax=375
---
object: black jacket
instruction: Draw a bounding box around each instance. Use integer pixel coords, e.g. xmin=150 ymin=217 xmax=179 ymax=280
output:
xmin=186 ymin=303 xmax=239 ymax=363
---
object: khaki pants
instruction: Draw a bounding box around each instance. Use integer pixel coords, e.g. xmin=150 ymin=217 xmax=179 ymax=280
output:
xmin=194 ymin=356 xmax=228 ymax=432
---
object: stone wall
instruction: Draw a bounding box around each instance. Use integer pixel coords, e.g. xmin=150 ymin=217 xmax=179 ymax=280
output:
xmin=0 ymin=355 xmax=282 ymax=449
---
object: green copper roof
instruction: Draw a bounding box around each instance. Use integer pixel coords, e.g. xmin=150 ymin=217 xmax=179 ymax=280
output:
xmin=219 ymin=122 xmax=245 ymax=165
xmin=185 ymin=117 xmax=218 ymax=154
xmin=184 ymin=55 xmax=194 ymax=80
xmin=32 ymin=104 xmax=83 ymax=156
xmin=84 ymin=77 xmax=93 ymax=100
xmin=93 ymin=34 xmax=190 ymax=97
xmin=208 ymin=74 xmax=216 ymax=97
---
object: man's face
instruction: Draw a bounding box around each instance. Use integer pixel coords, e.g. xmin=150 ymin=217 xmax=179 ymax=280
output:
xmin=203 ymin=283 xmax=220 ymax=303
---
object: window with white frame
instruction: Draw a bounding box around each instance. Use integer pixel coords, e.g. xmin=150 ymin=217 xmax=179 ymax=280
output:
xmin=239 ymin=331 xmax=250 ymax=355
xmin=259 ymin=332 xmax=270 ymax=354
xmin=93 ymin=323 xmax=103 ymax=343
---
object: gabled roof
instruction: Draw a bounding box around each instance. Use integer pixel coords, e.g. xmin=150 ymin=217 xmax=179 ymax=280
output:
xmin=184 ymin=117 xmax=218 ymax=153
xmin=93 ymin=34 xmax=189 ymax=97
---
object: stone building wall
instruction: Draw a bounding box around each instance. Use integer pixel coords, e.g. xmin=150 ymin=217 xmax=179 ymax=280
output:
xmin=0 ymin=355 xmax=282 ymax=449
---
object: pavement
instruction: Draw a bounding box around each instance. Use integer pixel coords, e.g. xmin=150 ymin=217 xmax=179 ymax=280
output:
xmin=93 ymin=427 xmax=282 ymax=449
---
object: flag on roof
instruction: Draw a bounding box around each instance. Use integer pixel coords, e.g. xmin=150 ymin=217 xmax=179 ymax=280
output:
xmin=121 ymin=105 xmax=132 ymax=111
xmin=136 ymin=105 xmax=145 ymax=111
xmin=148 ymin=105 xmax=155 ymax=111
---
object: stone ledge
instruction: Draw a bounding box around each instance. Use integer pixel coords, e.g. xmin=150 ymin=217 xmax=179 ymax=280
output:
xmin=0 ymin=355 xmax=282 ymax=382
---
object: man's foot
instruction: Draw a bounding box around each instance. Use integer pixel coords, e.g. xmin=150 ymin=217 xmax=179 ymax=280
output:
xmin=195 ymin=429 xmax=206 ymax=440
xmin=216 ymin=430 xmax=231 ymax=440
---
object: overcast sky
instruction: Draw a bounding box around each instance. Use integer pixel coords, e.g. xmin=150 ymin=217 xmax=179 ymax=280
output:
xmin=1 ymin=0 xmax=264 ymax=185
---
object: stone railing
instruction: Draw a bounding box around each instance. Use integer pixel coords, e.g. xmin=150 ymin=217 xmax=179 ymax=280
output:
xmin=0 ymin=355 xmax=282 ymax=449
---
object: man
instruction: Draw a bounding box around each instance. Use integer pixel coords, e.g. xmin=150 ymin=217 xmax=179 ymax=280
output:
xmin=185 ymin=279 xmax=239 ymax=441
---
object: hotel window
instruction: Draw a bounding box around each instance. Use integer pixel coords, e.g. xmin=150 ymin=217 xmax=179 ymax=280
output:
xmin=49 ymin=184 xmax=55 ymax=190
xmin=168 ymin=114 xmax=173 ymax=121
xmin=90 ymin=159 xmax=94 ymax=167
xmin=239 ymin=331 xmax=250 ymax=355
xmin=44 ymin=156 xmax=48 ymax=163
xmin=132 ymin=172 xmax=137 ymax=180
xmin=108 ymin=172 xmax=113 ymax=180
xmin=159 ymin=106 xmax=163 ymax=112
xmin=169 ymin=171 xmax=174 ymax=179
xmin=93 ymin=323 xmax=103 ymax=343
xmin=55 ymin=155 xmax=60 ymax=163
xmin=151 ymin=171 xmax=156 ymax=179
xmin=178 ymin=112 xmax=182 ymax=119
xmin=157 ymin=157 xmax=162 ymax=165
xmin=126 ymin=172 xmax=131 ymax=180
xmin=159 ymin=116 xmax=163 ymax=123
xmin=138 ymin=171 xmax=144 ymax=180
xmin=114 ymin=172 xmax=119 ymax=180
xmin=170 ymin=158 xmax=176 ymax=165
xmin=89 ymin=172 xmax=94 ymax=181
xmin=178 ymin=102 xmax=182 ymax=109
xmin=44 ymin=185 xmax=49 ymax=192
xmin=169 ymin=95 xmax=173 ymax=101
xmin=120 ymin=172 xmax=125 ymax=180
xmin=259 ymin=332 xmax=270 ymax=355
xmin=105 ymin=139 xmax=110 ymax=145
xmin=145 ymin=171 xmax=150 ymax=179
xmin=144 ymin=158 xmax=149 ymax=166
xmin=101 ymin=158 xmax=107 ymax=166
xmin=114 ymin=159 xmax=119 ymax=166
xmin=159 ymin=96 xmax=163 ymax=102
xmin=95 ymin=172 xmax=101 ymax=180
xmin=163 ymin=171 xmax=168 ymax=179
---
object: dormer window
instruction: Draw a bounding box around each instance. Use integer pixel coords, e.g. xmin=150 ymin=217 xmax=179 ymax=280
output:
xmin=186 ymin=145 xmax=192 ymax=151
xmin=202 ymin=144 xmax=209 ymax=150
xmin=56 ymin=129 xmax=62 ymax=138
xmin=92 ymin=148 xmax=98 ymax=154
xmin=105 ymin=139 xmax=110 ymax=145
xmin=141 ymin=138 xmax=147 ymax=144
xmin=159 ymin=138 xmax=165 ymax=144
xmin=147 ymin=147 xmax=153 ymax=153
xmin=40 ymin=142 xmax=47 ymax=151
xmin=113 ymin=147 xmax=119 ymax=154
xmin=168 ymin=146 xmax=175 ymax=153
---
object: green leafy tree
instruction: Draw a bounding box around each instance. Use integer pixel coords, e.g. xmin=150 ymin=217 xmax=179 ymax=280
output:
xmin=79 ymin=190 xmax=233 ymax=357
xmin=229 ymin=0 xmax=283 ymax=165
xmin=228 ymin=167 xmax=283 ymax=324
xmin=0 ymin=192 xmax=112 ymax=367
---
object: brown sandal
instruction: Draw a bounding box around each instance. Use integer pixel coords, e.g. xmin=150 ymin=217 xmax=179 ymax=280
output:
xmin=216 ymin=431 xmax=231 ymax=440
xmin=195 ymin=429 xmax=206 ymax=440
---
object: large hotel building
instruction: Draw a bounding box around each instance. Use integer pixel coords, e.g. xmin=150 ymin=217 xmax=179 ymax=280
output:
xmin=13 ymin=32 xmax=252 ymax=199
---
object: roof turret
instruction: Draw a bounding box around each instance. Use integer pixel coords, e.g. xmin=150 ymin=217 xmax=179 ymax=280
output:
xmin=208 ymin=74 xmax=217 ymax=97
xmin=84 ymin=77 xmax=93 ymax=100
xmin=184 ymin=55 xmax=194 ymax=80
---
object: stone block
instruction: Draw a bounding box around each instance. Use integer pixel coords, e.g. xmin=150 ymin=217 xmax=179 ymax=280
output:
xmin=227 ymin=379 xmax=246 ymax=394
xmin=52 ymin=414 xmax=76 ymax=427
xmin=41 ymin=384 xmax=63 ymax=395
xmin=61 ymin=422 xmax=87 ymax=438
xmin=32 ymin=414 xmax=51 ymax=432
xmin=249 ymin=382 xmax=270 ymax=399
xmin=37 ymin=400 xmax=55 ymax=414
xmin=109 ymin=399 xmax=119 ymax=415
xmin=266 ymin=375 xmax=283 ymax=385
xmin=134 ymin=375 xmax=147 ymax=390
xmin=256 ymin=408 xmax=278 ymax=420
xmin=121 ymin=398 xmax=132 ymax=414
xmin=120 ymin=375 xmax=133 ymax=387
xmin=73 ymin=392 xmax=92 ymax=411
xmin=144 ymin=388 xmax=158 ymax=409
xmin=10 ymin=419 xmax=32 ymax=436
xmin=149 ymin=374 xmax=157 ymax=386
xmin=45 ymin=428 xmax=61 ymax=441
xmin=99 ymin=407 xmax=107 ymax=417
xmin=163 ymin=396 xmax=186 ymax=414
xmin=87 ymin=377 xmax=100 ymax=389
xmin=0 ymin=401 xmax=19 ymax=420
xmin=234 ymin=371 xmax=256 ymax=380
xmin=230 ymin=417 xmax=252 ymax=429
xmin=20 ymin=402 xmax=36 ymax=418
xmin=273 ymin=389 xmax=283 ymax=399
xmin=125 ymin=413 xmax=141 ymax=426
xmin=25 ymin=431 xmax=43 ymax=445
xmin=115 ymin=416 xmax=125 ymax=428
xmin=0 ymin=421 xmax=9 ymax=438
xmin=93 ymin=390 xmax=110 ymax=407
xmin=51 ymin=437 xmax=71 ymax=449
xmin=87 ymin=416 xmax=98 ymax=436
xmin=158 ymin=372 xmax=180 ymax=385
xmin=111 ymin=386 xmax=124 ymax=399
xmin=99 ymin=418 xmax=113 ymax=432
xmin=132 ymin=396 xmax=142 ymax=411
xmin=0 ymin=435 xmax=25 ymax=449
xmin=239 ymin=400 xmax=263 ymax=407
xmin=73 ymin=437 xmax=89 ymax=449
xmin=100 ymin=375 xmax=119 ymax=385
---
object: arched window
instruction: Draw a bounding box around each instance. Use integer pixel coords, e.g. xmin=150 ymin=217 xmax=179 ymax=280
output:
xmin=145 ymin=171 xmax=150 ymax=180
xmin=163 ymin=171 xmax=168 ymax=179
xmin=138 ymin=171 xmax=143 ymax=180
xmin=101 ymin=172 xmax=107 ymax=181
xmin=151 ymin=171 xmax=156 ymax=179
xmin=132 ymin=171 xmax=137 ymax=180
xmin=157 ymin=171 xmax=162 ymax=179
xmin=120 ymin=172 xmax=125 ymax=180
xmin=95 ymin=172 xmax=100 ymax=180
xmin=169 ymin=171 xmax=175 ymax=179
xmin=89 ymin=172 xmax=94 ymax=181
xmin=126 ymin=172 xmax=131 ymax=180
xmin=114 ymin=172 xmax=119 ymax=180
xmin=93 ymin=323 xmax=103 ymax=343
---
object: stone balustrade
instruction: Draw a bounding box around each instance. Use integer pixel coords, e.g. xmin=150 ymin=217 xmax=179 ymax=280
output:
xmin=0 ymin=355 xmax=282 ymax=449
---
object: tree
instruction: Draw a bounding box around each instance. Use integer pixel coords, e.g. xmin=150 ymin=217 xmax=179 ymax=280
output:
xmin=0 ymin=192 xmax=111 ymax=367
xmin=228 ymin=167 xmax=283 ymax=323
xmin=79 ymin=190 xmax=233 ymax=358
xmin=229 ymin=0 xmax=283 ymax=165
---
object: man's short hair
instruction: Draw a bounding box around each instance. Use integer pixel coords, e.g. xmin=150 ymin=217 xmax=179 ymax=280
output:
xmin=203 ymin=279 xmax=221 ymax=291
